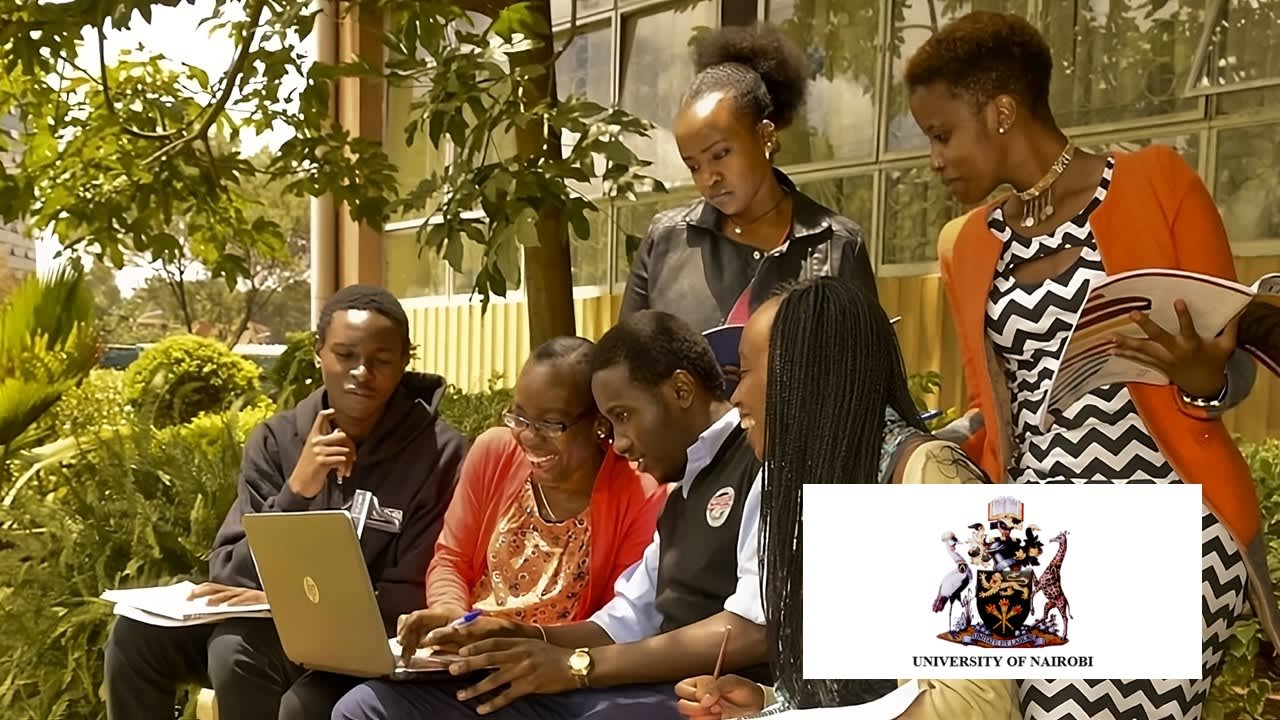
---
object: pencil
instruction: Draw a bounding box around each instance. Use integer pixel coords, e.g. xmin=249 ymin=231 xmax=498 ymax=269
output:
xmin=712 ymin=625 xmax=732 ymax=680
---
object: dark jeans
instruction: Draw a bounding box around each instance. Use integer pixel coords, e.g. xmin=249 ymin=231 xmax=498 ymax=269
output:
xmin=104 ymin=616 xmax=361 ymax=720
xmin=330 ymin=677 xmax=683 ymax=720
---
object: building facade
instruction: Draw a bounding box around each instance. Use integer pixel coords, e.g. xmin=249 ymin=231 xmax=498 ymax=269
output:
xmin=319 ymin=0 xmax=1280 ymax=439
xmin=0 ymin=112 xmax=34 ymax=289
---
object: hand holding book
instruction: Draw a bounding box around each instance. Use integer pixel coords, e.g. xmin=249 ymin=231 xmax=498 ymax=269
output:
xmin=1109 ymin=298 xmax=1239 ymax=400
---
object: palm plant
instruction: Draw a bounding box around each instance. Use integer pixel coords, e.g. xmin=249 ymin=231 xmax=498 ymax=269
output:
xmin=0 ymin=265 xmax=99 ymax=456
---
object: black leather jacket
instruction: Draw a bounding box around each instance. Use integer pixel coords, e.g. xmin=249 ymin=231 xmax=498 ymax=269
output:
xmin=620 ymin=171 xmax=878 ymax=332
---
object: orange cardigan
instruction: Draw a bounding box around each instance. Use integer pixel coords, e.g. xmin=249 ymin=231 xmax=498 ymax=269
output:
xmin=425 ymin=427 xmax=668 ymax=622
xmin=939 ymin=144 xmax=1280 ymax=648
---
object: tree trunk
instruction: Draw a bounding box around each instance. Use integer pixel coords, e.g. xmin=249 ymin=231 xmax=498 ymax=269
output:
xmin=511 ymin=1 xmax=576 ymax=347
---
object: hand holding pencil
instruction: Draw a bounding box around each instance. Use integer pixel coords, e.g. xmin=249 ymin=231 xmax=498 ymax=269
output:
xmin=673 ymin=626 xmax=767 ymax=719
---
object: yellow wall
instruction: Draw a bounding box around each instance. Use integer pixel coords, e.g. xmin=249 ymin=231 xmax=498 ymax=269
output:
xmin=408 ymin=259 xmax=1278 ymax=442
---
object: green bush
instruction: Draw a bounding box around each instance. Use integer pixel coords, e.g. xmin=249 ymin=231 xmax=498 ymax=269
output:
xmin=265 ymin=331 xmax=322 ymax=410
xmin=0 ymin=404 xmax=271 ymax=719
xmin=124 ymin=335 xmax=264 ymax=428
xmin=1206 ymin=438 xmax=1280 ymax=720
xmin=438 ymin=376 xmax=513 ymax=441
xmin=38 ymin=369 xmax=129 ymax=438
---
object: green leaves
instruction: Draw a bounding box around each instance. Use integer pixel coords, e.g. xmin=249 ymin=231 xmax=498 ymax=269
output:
xmin=380 ymin=0 xmax=664 ymax=310
xmin=0 ymin=266 xmax=99 ymax=455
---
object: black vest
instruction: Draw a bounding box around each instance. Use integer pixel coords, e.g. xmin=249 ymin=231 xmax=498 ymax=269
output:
xmin=653 ymin=426 xmax=771 ymax=683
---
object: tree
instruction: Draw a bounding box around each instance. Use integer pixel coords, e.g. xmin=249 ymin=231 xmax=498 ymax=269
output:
xmin=0 ymin=0 xmax=663 ymax=348
xmin=381 ymin=0 xmax=662 ymax=343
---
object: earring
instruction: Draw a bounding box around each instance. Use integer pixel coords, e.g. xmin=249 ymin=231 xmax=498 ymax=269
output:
xmin=998 ymin=127 xmax=1007 ymax=135
xmin=594 ymin=422 xmax=612 ymax=441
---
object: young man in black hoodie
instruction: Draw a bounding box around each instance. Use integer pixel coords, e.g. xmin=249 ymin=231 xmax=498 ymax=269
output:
xmin=104 ymin=285 xmax=467 ymax=720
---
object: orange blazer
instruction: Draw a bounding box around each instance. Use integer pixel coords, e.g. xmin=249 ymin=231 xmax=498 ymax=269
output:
xmin=938 ymin=144 xmax=1280 ymax=649
xmin=426 ymin=427 xmax=668 ymax=621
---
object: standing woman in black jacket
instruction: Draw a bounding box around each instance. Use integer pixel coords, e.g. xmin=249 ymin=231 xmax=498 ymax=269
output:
xmin=620 ymin=23 xmax=878 ymax=333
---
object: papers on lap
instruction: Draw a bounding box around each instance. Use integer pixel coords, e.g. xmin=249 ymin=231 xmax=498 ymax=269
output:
xmin=100 ymin=581 xmax=270 ymax=627
xmin=1038 ymin=269 xmax=1280 ymax=431
xmin=744 ymin=680 xmax=923 ymax=718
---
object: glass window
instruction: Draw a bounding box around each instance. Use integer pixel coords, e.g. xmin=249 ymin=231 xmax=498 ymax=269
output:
xmin=619 ymin=0 xmax=719 ymax=186
xmin=1079 ymin=133 xmax=1200 ymax=171
xmin=572 ymin=205 xmax=613 ymax=287
xmin=1217 ymin=85 xmax=1280 ymax=116
xmin=767 ymin=0 xmax=882 ymax=164
xmin=880 ymin=164 xmax=962 ymax=265
xmin=556 ymin=24 xmax=613 ymax=105
xmin=1213 ymin=123 xmax=1280 ymax=251
xmin=385 ymin=77 xmax=447 ymax=221
xmin=794 ymin=173 xmax=875 ymax=232
xmin=1040 ymin=1 xmax=1202 ymax=129
xmin=1188 ymin=0 xmax=1280 ymax=93
xmin=884 ymin=1 xmax=1199 ymax=154
xmin=385 ymin=229 xmax=450 ymax=298
xmin=553 ymin=0 xmax=613 ymax=25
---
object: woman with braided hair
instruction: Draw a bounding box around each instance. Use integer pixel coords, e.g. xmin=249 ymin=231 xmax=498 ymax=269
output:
xmin=621 ymin=23 xmax=878 ymax=334
xmin=674 ymin=277 xmax=1016 ymax=718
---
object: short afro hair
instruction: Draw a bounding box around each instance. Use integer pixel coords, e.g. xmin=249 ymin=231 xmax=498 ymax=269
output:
xmin=316 ymin=285 xmax=411 ymax=355
xmin=904 ymin=11 xmax=1054 ymax=120
xmin=683 ymin=23 xmax=810 ymax=130
xmin=589 ymin=311 xmax=724 ymax=396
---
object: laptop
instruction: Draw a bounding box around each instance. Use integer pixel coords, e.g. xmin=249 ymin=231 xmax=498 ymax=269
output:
xmin=243 ymin=510 xmax=454 ymax=679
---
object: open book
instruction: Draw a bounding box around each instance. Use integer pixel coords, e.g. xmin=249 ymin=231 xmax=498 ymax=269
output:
xmin=1038 ymin=269 xmax=1280 ymax=431
xmin=101 ymin=581 xmax=271 ymax=627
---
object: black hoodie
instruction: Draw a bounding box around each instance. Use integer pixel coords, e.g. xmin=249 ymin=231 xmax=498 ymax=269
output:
xmin=208 ymin=372 xmax=467 ymax=630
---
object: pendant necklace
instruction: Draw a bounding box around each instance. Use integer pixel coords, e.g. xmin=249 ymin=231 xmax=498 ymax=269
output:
xmin=1014 ymin=141 xmax=1076 ymax=228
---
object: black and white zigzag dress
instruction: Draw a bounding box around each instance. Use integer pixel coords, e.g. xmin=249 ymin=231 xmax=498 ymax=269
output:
xmin=985 ymin=158 xmax=1248 ymax=720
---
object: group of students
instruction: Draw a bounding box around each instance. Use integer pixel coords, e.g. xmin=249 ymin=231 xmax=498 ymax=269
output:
xmin=104 ymin=10 xmax=1279 ymax=720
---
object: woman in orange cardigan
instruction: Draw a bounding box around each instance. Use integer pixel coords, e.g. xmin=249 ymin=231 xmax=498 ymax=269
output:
xmin=395 ymin=337 xmax=667 ymax=652
xmin=905 ymin=11 xmax=1279 ymax=720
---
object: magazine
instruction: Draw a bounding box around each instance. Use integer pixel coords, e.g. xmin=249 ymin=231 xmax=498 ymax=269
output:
xmin=1037 ymin=269 xmax=1280 ymax=431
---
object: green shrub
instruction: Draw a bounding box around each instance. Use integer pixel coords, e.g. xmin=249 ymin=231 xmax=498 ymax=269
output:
xmin=1206 ymin=438 xmax=1280 ymax=720
xmin=124 ymin=335 xmax=264 ymax=428
xmin=0 ymin=404 xmax=272 ymax=719
xmin=38 ymin=369 xmax=129 ymax=438
xmin=438 ymin=376 xmax=513 ymax=441
xmin=265 ymin=331 xmax=322 ymax=410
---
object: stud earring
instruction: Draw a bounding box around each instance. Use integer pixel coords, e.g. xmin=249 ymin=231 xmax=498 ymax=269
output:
xmin=998 ymin=127 xmax=1007 ymax=135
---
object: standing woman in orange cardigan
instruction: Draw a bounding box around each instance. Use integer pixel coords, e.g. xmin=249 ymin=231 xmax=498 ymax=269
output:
xmin=906 ymin=11 xmax=1278 ymax=720
xmin=392 ymin=337 xmax=667 ymax=653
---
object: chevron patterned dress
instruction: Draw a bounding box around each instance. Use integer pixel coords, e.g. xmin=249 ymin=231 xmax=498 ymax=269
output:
xmin=985 ymin=159 xmax=1248 ymax=720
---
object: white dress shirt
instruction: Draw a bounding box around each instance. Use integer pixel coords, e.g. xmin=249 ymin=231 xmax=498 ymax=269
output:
xmin=589 ymin=407 xmax=766 ymax=643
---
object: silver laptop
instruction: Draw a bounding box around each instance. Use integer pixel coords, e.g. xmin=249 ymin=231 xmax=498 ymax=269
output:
xmin=243 ymin=510 xmax=449 ymax=679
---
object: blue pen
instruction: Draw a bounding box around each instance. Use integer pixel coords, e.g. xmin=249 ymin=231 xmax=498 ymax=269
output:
xmin=448 ymin=609 xmax=483 ymax=628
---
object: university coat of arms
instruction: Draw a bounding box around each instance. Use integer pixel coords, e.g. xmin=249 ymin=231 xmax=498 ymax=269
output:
xmin=932 ymin=496 xmax=1072 ymax=649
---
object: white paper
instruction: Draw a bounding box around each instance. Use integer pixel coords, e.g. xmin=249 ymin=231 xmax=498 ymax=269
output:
xmin=748 ymin=680 xmax=922 ymax=718
xmin=101 ymin=581 xmax=270 ymax=622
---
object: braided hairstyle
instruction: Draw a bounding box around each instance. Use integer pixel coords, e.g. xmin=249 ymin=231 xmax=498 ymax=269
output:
xmin=683 ymin=23 xmax=810 ymax=131
xmin=760 ymin=277 xmax=924 ymax=708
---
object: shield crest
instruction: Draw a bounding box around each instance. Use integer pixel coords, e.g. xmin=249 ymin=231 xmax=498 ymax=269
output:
xmin=975 ymin=569 xmax=1033 ymax=638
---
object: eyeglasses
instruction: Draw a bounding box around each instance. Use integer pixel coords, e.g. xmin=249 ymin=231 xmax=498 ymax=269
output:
xmin=502 ymin=408 xmax=595 ymax=439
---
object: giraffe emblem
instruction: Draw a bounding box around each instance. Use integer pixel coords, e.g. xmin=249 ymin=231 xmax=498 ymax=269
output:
xmin=932 ymin=496 xmax=1071 ymax=649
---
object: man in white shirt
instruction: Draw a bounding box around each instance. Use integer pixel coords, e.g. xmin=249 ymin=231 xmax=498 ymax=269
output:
xmin=331 ymin=311 xmax=768 ymax=719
